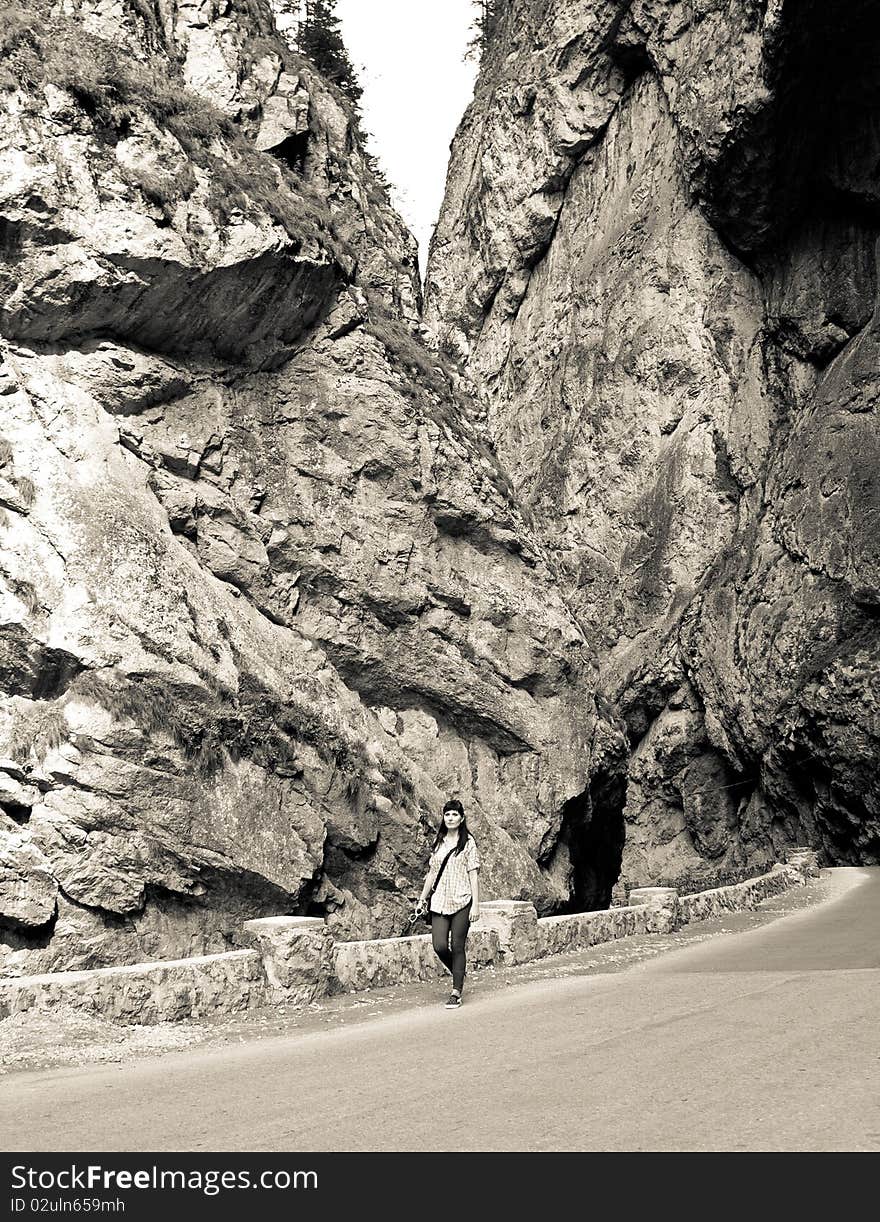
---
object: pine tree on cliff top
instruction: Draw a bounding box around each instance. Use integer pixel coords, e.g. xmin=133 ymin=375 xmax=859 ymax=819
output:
xmin=296 ymin=0 xmax=362 ymax=106
xmin=467 ymin=0 xmax=505 ymax=61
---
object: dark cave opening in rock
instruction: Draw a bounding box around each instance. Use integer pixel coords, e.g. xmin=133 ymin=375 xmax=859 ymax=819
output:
xmin=706 ymin=0 xmax=880 ymax=256
xmin=0 ymin=799 xmax=30 ymax=824
xmin=0 ymin=628 xmax=84 ymax=701
xmin=608 ymin=34 xmax=652 ymax=91
xmin=555 ymin=769 xmax=627 ymax=914
xmin=269 ymin=130 xmax=311 ymax=174
xmin=0 ymin=906 xmax=57 ymax=948
xmin=32 ymin=646 xmax=84 ymax=701
xmin=776 ymin=746 xmax=879 ymax=866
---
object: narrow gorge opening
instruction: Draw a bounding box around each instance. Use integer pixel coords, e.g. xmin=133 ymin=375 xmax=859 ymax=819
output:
xmin=556 ymin=768 xmax=626 ymax=914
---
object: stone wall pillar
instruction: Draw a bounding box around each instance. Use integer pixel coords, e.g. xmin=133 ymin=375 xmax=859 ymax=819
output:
xmin=609 ymin=880 xmax=628 ymax=908
xmin=627 ymin=886 xmax=680 ymax=933
xmin=241 ymin=916 xmax=333 ymax=1005
xmin=478 ymin=900 xmax=538 ymax=964
xmin=785 ymin=847 xmax=821 ymax=877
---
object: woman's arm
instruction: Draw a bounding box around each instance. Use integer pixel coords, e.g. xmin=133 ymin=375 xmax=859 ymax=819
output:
xmin=469 ymin=869 xmax=480 ymax=920
xmin=416 ymin=857 xmax=435 ymax=909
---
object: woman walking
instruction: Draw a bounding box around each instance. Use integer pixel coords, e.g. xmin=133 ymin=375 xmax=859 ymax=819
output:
xmin=415 ymin=798 xmax=481 ymax=1008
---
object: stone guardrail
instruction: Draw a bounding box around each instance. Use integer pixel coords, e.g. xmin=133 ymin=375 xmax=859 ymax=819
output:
xmin=332 ymin=925 xmax=501 ymax=993
xmin=0 ymin=851 xmax=819 ymax=1024
xmin=677 ymin=864 xmax=805 ymax=925
xmin=1 ymin=950 xmax=267 ymax=1024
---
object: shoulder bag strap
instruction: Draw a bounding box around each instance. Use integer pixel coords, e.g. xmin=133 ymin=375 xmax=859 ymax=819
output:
xmin=427 ymin=847 xmax=457 ymax=903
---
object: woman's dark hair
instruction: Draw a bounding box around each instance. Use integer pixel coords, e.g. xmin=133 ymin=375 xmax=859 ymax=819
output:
xmin=432 ymin=798 xmax=472 ymax=855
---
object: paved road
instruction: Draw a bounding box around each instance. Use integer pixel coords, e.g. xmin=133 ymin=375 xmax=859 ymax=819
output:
xmin=3 ymin=868 xmax=879 ymax=1152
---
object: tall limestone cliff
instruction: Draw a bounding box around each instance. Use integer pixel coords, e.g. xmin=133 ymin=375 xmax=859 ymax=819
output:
xmin=426 ymin=0 xmax=880 ymax=888
xmin=0 ymin=0 xmax=615 ymax=973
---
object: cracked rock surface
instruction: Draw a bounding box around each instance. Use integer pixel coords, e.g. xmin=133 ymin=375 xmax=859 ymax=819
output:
xmin=426 ymin=0 xmax=880 ymax=886
xmin=0 ymin=0 xmax=608 ymax=972
xmin=3 ymin=0 xmax=877 ymax=975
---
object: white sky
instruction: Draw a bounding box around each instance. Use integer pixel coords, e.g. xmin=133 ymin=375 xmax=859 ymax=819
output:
xmin=337 ymin=0 xmax=478 ymax=273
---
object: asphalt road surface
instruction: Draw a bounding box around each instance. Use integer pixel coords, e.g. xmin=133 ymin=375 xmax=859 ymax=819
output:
xmin=3 ymin=867 xmax=878 ymax=1152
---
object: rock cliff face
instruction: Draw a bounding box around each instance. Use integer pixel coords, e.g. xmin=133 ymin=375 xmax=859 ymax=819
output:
xmin=427 ymin=0 xmax=880 ymax=886
xmin=4 ymin=0 xmax=875 ymax=977
xmin=0 ymin=0 xmax=612 ymax=973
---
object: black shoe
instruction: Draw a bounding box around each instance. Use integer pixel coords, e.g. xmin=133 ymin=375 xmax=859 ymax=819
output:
xmin=445 ymin=992 xmax=462 ymax=1009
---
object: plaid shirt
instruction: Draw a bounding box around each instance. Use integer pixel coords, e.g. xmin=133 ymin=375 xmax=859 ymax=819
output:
xmin=428 ymin=836 xmax=480 ymax=915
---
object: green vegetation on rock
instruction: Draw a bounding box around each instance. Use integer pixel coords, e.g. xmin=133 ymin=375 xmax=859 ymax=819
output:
xmin=0 ymin=2 xmax=341 ymax=257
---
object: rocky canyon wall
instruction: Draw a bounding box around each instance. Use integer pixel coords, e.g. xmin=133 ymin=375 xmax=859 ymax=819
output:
xmin=0 ymin=0 xmax=613 ymax=973
xmin=426 ymin=0 xmax=880 ymax=886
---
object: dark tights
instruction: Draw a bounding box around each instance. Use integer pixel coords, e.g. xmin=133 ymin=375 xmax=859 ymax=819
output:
xmin=431 ymin=902 xmax=471 ymax=993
